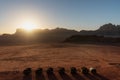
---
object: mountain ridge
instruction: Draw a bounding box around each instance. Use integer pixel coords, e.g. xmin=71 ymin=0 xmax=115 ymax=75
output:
xmin=0 ymin=23 xmax=120 ymax=45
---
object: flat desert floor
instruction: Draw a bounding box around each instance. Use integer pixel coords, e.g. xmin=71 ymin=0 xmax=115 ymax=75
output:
xmin=0 ymin=43 xmax=120 ymax=80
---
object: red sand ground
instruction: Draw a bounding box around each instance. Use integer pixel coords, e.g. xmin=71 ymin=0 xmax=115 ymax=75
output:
xmin=0 ymin=43 xmax=120 ymax=80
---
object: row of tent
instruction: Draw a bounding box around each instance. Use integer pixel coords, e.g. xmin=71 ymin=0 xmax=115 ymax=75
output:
xmin=23 ymin=67 xmax=97 ymax=76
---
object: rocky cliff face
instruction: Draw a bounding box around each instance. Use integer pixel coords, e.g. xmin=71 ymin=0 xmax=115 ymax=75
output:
xmin=97 ymin=23 xmax=120 ymax=31
xmin=79 ymin=23 xmax=120 ymax=37
xmin=0 ymin=23 xmax=120 ymax=45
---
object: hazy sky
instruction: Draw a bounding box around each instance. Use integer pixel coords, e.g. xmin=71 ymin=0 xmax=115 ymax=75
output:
xmin=0 ymin=0 xmax=120 ymax=34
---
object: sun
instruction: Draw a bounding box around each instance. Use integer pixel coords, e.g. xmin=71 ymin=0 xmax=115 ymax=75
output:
xmin=21 ymin=22 xmax=37 ymax=31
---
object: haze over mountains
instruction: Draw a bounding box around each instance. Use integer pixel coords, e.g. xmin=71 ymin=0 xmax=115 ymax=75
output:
xmin=0 ymin=23 xmax=120 ymax=45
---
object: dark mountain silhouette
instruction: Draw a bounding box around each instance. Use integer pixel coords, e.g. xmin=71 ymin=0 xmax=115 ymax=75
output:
xmin=64 ymin=23 xmax=120 ymax=45
xmin=79 ymin=23 xmax=120 ymax=37
xmin=64 ymin=35 xmax=120 ymax=45
xmin=0 ymin=23 xmax=120 ymax=45
xmin=98 ymin=23 xmax=120 ymax=31
xmin=0 ymin=28 xmax=79 ymax=45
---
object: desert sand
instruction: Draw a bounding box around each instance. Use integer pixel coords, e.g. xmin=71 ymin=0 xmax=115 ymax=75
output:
xmin=0 ymin=43 xmax=120 ymax=80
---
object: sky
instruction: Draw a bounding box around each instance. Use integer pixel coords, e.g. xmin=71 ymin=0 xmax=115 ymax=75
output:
xmin=0 ymin=0 xmax=120 ymax=34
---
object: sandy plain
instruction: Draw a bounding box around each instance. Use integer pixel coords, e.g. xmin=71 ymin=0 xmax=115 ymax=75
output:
xmin=0 ymin=43 xmax=120 ymax=80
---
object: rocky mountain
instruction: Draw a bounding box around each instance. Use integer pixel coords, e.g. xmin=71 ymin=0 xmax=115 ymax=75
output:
xmin=0 ymin=23 xmax=120 ymax=45
xmin=0 ymin=28 xmax=79 ymax=45
xmin=64 ymin=23 xmax=120 ymax=44
xmin=97 ymin=23 xmax=120 ymax=31
xmin=64 ymin=35 xmax=120 ymax=44
xmin=79 ymin=23 xmax=120 ymax=37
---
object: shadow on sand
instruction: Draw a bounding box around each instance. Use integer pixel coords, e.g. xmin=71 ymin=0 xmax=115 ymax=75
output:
xmin=23 ymin=74 xmax=32 ymax=80
xmin=36 ymin=73 xmax=46 ymax=80
xmin=84 ymin=73 xmax=98 ymax=80
xmin=59 ymin=72 xmax=73 ymax=80
xmin=47 ymin=72 xmax=58 ymax=80
xmin=71 ymin=72 xmax=85 ymax=80
xmin=83 ymin=73 xmax=109 ymax=80
xmin=93 ymin=73 xmax=109 ymax=80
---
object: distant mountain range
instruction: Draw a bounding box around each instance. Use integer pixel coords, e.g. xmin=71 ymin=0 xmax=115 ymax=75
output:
xmin=80 ymin=23 xmax=120 ymax=37
xmin=0 ymin=28 xmax=79 ymax=45
xmin=0 ymin=23 xmax=120 ymax=45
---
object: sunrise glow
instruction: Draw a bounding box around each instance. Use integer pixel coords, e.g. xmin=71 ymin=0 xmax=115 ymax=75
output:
xmin=20 ymin=22 xmax=38 ymax=31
